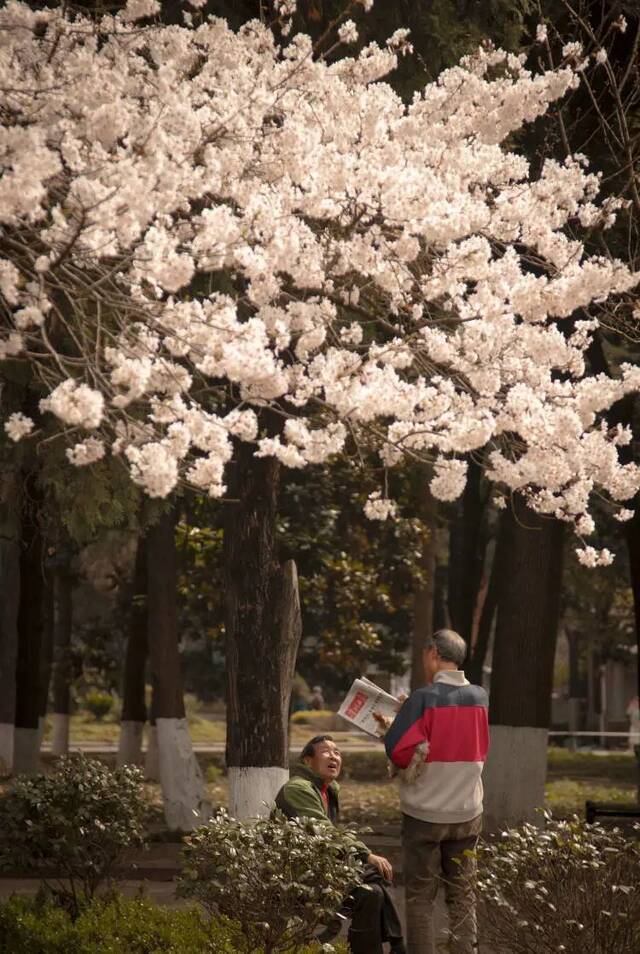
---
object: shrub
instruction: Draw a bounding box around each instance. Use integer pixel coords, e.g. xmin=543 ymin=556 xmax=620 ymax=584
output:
xmin=83 ymin=690 xmax=115 ymax=722
xmin=0 ymin=755 xmax=147 ymax=915
xmin=0 ymin=896 xmax=77 ymax=954
xmin=473 ymin=813 xmax=640 ymax=954
xmin=179 ymin=810 xmax=365 ymax=953
xmin=0 ymin=896 xmax=348 ymax=954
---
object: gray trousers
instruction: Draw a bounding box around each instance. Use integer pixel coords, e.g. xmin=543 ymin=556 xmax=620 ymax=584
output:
xmin=402 ymin=812 xmax=482 ymax=954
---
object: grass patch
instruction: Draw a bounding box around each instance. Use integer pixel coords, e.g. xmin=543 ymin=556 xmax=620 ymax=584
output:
xmin=545 ymin=778 xmax=637 ymax=816
xmin=547 ymin=746 xmax=637 ymax=782
xmin=41 ymin=713 xmax=366 ymax=747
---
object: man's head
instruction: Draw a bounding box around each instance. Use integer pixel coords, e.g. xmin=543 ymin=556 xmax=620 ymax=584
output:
xmin=423 ymin=628 xmax=467 ymax=683
xmin=300 ymin=735 xmax=342 ymax=782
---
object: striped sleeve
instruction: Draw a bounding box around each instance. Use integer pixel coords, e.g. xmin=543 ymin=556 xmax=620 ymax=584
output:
xmin=384 ymin=690 xmax=427 ymax=769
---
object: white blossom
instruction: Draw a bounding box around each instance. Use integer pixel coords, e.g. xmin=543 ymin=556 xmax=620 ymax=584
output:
xmin=0 ymin=1 xmax=637 ymax=543
xmin=536 ymin=24 xmax=548 ymax=43
xmin=4 ymin=412 xmax=34 ymax=442
xmin=66 ymin=437 xmax=106 ymax=466
xmin=40 ymin=381 xmax=104 ymax=429
xmin=338 ymin=20 xmax=358 ymax=45
xmin=364 ymin=491 xmax=397 ymax=521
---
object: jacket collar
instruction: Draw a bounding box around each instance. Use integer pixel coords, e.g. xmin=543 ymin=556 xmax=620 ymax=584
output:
xmin=290 ymin=761 xmax=340 ymax=795
xmin=434 ymin=669 xmax=469 ymax=687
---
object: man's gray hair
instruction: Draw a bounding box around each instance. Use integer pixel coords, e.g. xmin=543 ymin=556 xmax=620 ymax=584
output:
xmin=425 ymin=629 xmax=467 ymax=667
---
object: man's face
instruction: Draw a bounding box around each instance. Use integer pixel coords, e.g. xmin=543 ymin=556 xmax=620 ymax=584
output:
xmin=305 ymin=739 xmax=342 ymax=781
xmin=423 ymin=645 xmax=439 ymax=683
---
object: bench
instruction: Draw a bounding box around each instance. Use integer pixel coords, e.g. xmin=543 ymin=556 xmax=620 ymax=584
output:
xmin=585 ymin=800 xmax=640 ymax=824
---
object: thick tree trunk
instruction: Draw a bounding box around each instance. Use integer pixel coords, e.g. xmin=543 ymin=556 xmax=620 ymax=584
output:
xmin=38 ymin=579 xmax=54 ymax=747
xmin=13 ymin=493 xmax=44 ymax=776
xmin=483 ymin=496 xmax=565 ymax=831
xmin=467 ymin=551 xmax=499 ymax=687
xmin=410 ymin=488 xmax=437 ymax=692
xmin=146 ymin=510 xmax=207 ymax=830
xmin=117 ymin=538 xmax=148 ymax=767
xmin=50 ymin=564 xmax=73 ymax=756
xmin=144 ymin=689 xmax=160 ymax=781
xmin=225 ymin=444 xmax=303 ymax=819
xmin=448 ymin=460 xmax=485 ymax=646
xmin=0 ymin=461 xmax=20 ymax=774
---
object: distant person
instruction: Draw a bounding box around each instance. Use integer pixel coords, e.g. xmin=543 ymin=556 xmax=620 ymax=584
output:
xmin=275 ymin=735 xmax=406 ymax=954
xmin=310 ymin=685 xmax=325 ymax=710
xmin=383 ymin=629 xmax=489 ymax=954
xmin=627 ymin=696 xmax=640 ymax=750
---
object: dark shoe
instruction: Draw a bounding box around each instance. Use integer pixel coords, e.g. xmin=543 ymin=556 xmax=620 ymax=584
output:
xmin=389 ymin=941 xmax=407 ymax=954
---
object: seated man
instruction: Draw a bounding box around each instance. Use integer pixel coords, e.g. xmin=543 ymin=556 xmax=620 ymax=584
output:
xmin=275 ymin=734 xmax=406 ymax=954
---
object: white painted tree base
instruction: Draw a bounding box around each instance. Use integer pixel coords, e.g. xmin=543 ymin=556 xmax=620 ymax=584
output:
xmin=13 ymin=727 xmax=40 ymax=776
xmin=50 ymin=713 xmax=70 ymax=756
xmin=145 ymin=724 xmax=160 ymax=780
xmin=156 ymin=717 xmax=210 ymax=831
xmin=483 ymin=724 xmax=548 ymax=832
xmin=117 ymin=721 xmax=144 ymax=767
xmin=228 ymin=766 xmax=289 ymax=821
xmin=0 ymin=722 xmax=13 ymax=775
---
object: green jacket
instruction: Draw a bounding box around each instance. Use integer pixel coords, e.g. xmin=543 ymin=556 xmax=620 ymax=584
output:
xmin=275 ymin=762 xmax=340 ymax=823
xmin=274 ymin=763 xmax=369 ymax=860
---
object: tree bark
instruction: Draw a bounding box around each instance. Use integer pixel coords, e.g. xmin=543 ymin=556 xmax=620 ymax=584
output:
xmin=224 ymin=443 xmax=303 ymax=819
xmin=467 ymin=549 xmax=499 ymax=686
xmin=483 ymin=496 xmax=565 ymax=830
xmin=146 ymin=509 xmax=207 ymax=830
xmin=448 ymin=459 xmax=485 ymax=646
xmin=38 ymin=577 xmax=54 ymax=746
xmin=117 ymin=537 xmax=148 ymax=767
xmin=410 ymin=487 xmax=437 ymax=692
xmin=50 ymin=563 xmax=73 ymax=756
xmin=13 ymin=489 xmax=44 ymax=776
xmin=0 ymin=460 xmax=20 ymax=774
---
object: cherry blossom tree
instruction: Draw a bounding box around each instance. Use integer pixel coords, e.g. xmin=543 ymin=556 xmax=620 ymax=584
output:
xmin=2 ymin=0 xmax=640 ymax=817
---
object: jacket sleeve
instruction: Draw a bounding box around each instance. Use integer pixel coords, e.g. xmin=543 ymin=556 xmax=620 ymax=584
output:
xmin=275 ymin=778 xmax=328 ymax=822
xmin=384 ymin=690 xmax=427 ymax=769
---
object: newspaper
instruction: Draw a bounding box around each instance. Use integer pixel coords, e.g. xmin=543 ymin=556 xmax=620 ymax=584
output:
xmin=338 ymin=676 xmax=401 ymax=738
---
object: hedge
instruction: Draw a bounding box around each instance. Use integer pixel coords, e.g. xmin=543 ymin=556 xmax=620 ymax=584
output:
xmin=0 ymin=896 xmax=348 ymax=954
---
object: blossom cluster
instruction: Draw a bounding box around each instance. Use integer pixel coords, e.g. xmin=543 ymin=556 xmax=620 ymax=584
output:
xmin=0 ymin=0 xmax=638 ymax=551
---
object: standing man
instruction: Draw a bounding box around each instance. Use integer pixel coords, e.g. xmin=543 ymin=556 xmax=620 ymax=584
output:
xmin=384 ymin=629 xmax=489 ymax=954
xmin=275 ymin=735 xmax=406 ymax=954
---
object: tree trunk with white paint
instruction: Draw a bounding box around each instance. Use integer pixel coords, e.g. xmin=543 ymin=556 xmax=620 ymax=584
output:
xmin=147 ymin=510 xmax=207 ymax=830
xmin=117 ymin=538 xmax=148 ymax=767
xmin=144 ymin=721 xmax=160 ymax=781
xmin=225 ymin=443 xmax=303 ymax=820
xmin=0 ymin=460 xmax=20 ymax=774
xmin=50 ymin=564 xmax=73 ymax=756
xmin=14 ymin=485 xmax=44 ymax=777
xmin=484 ymin=496 xmax=565 ymax=831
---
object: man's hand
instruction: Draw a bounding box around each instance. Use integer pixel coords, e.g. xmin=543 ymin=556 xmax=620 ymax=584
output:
xmin=367 ymin=852 xmax=393 ymax=881
xmin=373 ymin=711 xmax=393 ymax=732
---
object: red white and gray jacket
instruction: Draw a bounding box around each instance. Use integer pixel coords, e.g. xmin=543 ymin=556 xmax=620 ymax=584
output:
xmin=384 ymin=670 xmax=489 ymax=824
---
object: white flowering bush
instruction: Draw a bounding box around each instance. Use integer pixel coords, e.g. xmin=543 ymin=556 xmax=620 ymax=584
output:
xmin=1 ymin=1 xmax=639 ymax=556
xmin=178 ymin=810 xmax=365 ymax=953
xmin=0 ymin=756 xmax=147 ymax=916
xmin=471 ymin=814 xmax=640 ymax=953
